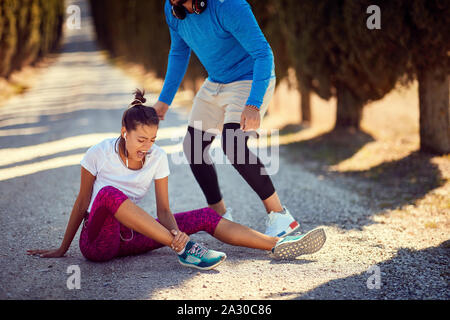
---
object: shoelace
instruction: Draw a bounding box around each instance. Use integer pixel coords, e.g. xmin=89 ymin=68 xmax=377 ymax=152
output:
xmin=188 ymin=243 xmax=208 ymax=258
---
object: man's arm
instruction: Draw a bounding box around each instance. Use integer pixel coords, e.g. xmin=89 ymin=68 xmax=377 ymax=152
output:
xmin=218 ymin=0 xmax=275 ymax=109
xmin=158 ymin=25 xmax=192 ymax=106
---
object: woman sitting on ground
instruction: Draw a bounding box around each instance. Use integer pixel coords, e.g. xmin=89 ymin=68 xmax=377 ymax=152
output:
xmin=27 ymin=89 xmax=326 ymax=270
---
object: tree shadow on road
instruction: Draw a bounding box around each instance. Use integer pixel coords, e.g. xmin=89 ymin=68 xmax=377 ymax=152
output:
xmin=280 ymin=126 xmax=447 ymax=231
xmin=339 ymin=151 xmax=446 ymax=209
xmin=293 ymin=241 xmax=450 ymax=299
xmin=281 ymin=126 xmax=375 ymax=167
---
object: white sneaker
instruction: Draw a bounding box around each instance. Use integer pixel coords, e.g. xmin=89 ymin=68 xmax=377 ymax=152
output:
xmin=222 ymin=209 xmax=233 ymax=222
xmin=264 ymin=206 xmax=300 ymax=237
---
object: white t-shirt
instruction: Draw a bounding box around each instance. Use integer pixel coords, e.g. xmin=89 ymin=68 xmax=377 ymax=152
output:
xmin=80 ymin=138 xmax=170 ymax=213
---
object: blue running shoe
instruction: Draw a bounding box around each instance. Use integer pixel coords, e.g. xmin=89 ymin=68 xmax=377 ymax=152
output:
xmin=272 ymin=228 xmax=326 ymax=259
xmin=178 ymin=241 xmax=227 ymax=270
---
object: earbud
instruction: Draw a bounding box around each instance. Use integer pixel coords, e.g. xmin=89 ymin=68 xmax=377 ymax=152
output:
xmin=124 ymin=133 xmax=128 ymax=168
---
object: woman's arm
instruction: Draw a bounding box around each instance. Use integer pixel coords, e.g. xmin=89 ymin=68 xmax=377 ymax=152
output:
xmin=27 ymin=167 xmax=95 ymax=257
xmin=59 ymin=167 xmax=95 ymax=253
xmin=154 ymin=176 xmax=189 ymax=251
xmin=154 ymin=176 xmax=178 ymax=231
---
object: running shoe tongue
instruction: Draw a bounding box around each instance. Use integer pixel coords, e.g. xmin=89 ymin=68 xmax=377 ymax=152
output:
xmin=184 ymin=240 xmax=195 ymax=251
xmin=189 ymin=243 xmax=208 ymax=257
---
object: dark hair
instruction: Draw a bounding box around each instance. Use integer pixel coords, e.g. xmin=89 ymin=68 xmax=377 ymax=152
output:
xmin=115 ymin=89 xmax=159 ymax=155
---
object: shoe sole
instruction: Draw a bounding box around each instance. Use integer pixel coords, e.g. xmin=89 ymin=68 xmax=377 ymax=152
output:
xmin=178 ymin=254 xmax=227 ymax=271
xmin=272 ymin=228 xmax=326 ymax=260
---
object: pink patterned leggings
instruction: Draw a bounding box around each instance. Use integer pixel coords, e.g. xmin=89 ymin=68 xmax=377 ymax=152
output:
xmin=79 ymin=186 xmax=223 ymax=262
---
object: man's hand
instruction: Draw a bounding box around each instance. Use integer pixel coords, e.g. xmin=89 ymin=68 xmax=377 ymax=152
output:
xmin=153 ymin=100 xmax=170 ymax=120
xmin=240 ymin=105 xmax=261 ymax=131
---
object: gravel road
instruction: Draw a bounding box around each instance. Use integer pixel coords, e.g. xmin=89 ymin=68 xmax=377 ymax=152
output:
xmin=0 ymin=0 xmax=448 ymax=300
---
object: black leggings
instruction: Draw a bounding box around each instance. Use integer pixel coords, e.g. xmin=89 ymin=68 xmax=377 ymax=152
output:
xmin=183 ymin=123 xmax=276 ymax=205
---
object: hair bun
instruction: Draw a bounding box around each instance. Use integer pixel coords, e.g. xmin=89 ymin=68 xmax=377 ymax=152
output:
xmin=131 ymin=88 xmax=146 ymax=105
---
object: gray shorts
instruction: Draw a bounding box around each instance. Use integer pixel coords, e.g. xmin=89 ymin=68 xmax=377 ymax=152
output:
xmin=188 ymin=78 xmax=276 ymax=134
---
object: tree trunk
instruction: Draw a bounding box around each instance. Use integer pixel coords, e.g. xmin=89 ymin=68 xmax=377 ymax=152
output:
xmin=335 ymin=83 xmax=363 ymax=130
xmin=418 ymin=68 xmax=450 ymax=154
xmin=299 ymin=80 xmax=311 ymax=124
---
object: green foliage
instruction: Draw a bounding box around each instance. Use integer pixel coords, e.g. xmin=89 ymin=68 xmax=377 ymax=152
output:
xmin=407 ymin=0 xmax=450 ymax=75
xmin=277 ymin=0 xmax=334 ymax=99
xmin=0 ymin=0 xmax=64 ymax=78
xmin=274 ymin=0 xmax=448 ymax=129
xmin=89 ymin=0 xmax=205 ymax=85
xmin=0 ymin=0 xmax=18 ymax=78
xmin=248 ymin=0 xmax=290 ymax=86
xmin=89 ymin=0 xmax=290 ymax=89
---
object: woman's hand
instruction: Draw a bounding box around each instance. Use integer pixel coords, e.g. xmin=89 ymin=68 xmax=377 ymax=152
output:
xmin=27 ymin=248 xmax=66 ymax=258
xmin=153 ymin=100 xmax=169 ymax=120
xmin=240 ymin=105 xmax=261 ymax=131
xmin=170 ymin=229 xmax=189 ymax=253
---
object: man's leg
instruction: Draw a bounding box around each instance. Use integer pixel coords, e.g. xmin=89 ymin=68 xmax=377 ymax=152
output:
xmin=219 ymin=79 xmax=300 ymax=236
xmin=183 ymin=125 xmax=227 ymax=215
xmin=220 ymin=78 xmax=282 ymax=213
xmin=221 ymin=123 xmax=281 ymax=213
xmin=184 ymin=79 xmax=229 ymax=215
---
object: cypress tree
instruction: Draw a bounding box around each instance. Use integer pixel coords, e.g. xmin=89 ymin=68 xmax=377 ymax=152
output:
xmin=0 ymin=0 xmax=63 ymax=79
xmin=248 ymin=0 xmax=309 ymax=121
xmin=10 ymin=0 xmax=42 ymax=72
xmin=87 ymin=0 xmax=448 ymax=153
xmin=407 ymin=0 xmax=450 ymax=154
xmin=0 ymin=0 xmax=18 ymax=78
xmin=278 ymin=0 xmax=334 ymax=124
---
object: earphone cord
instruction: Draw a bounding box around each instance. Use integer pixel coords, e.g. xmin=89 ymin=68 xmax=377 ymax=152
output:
xmin=125 ymin=155 xmax=143 ymax=169
xmin=124 ymin=143 xmax=143 ymax=169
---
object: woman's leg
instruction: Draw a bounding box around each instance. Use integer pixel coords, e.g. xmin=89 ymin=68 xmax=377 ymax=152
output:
xmin=213 ymin=216 xmax=279 ymax=251
xmin=81 ymin=189 xmax=276 ymax=260
xmin=80 ymin=186 xmax=176 ymax=262
xmin=79 ymin=186 xmax=128 ymax=262
xmin=172 ymin=207 xmax=279 ymax=251
xmin=118 ymin=207 xmax=222 ymax=256
xmin=114 ymin=199 xmax=174 ymax=247
xmin=118 ymin=207 xmax=278 ymax=257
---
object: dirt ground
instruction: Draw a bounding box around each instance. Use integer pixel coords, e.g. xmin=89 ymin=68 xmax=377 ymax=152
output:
xmin=0 ymin=0 xmax=448 ymax=300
